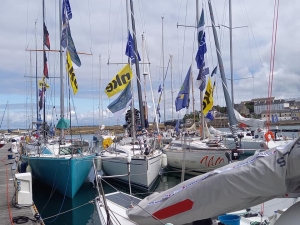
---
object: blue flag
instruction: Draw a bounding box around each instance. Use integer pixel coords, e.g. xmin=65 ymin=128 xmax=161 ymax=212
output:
xmin=125 ymin=30 xmax=141 ymax=64
xmin=195 ymin=33 xmax=207 ymax=70
xmin=205 ymin=110 xmax=214 ymax=121
xmin=195 ymin=9 xmax=208 ymax=91
xmin=175 ymin=66 xmax=191 ymax=111
xmin=274 ymin=114 xmax=279 ymax=123
xmin=62 ymin=0 xmax=72 ymax=24
xmin=271 ymin=115 xmax=275 ymax=123
xmin=66 ymin=24 xmax=81 ymax=67
xmin=197 ymin=66 xmax=209 ymax=91
xmin=107 ymin=82 xmax=132 ymax=118
xmin=175 ymin=120 xmax=180 ymax=132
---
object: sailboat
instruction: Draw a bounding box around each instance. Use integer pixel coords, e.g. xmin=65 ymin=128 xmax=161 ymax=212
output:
xmin=95 ymin=1 xmax=300 ymax=225
xmin=98 ymin=0 xmax=163 ymax=190
xmin=20 ymin=0 xmax=95 ymax=198
xmin=222 ymin=109 xmax=293 ymax=155
xmin=163 ymin=5 xmax=240 ymax=174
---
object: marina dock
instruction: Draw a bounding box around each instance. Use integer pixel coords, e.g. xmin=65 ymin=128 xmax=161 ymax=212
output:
xmin=0 ymin=143 xmax=43 ymax=225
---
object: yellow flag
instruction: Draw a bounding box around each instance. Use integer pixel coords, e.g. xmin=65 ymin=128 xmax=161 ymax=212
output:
xmin=38 ymin=80 xmax=50 ymax=89
xmin=66 ymin=51 xmax=78 ymax=95
xmin=202 ymin=77 xmax=214 ymax=115
xmin=105 ymin=64 xmax=133 ymax=98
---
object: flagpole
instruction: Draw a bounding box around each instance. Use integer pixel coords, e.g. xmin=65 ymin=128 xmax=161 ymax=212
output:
xmin=129 ymin=0 xmax=146 ymax=129
xmin=196 ymin=0 xmax=205 ymax=140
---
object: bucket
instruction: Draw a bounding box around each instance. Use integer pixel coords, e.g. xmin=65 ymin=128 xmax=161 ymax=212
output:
xmin=218 ymin=214 xmax=241 ymax=225
xmin=7 ymin=154 xmax=13 ymax=160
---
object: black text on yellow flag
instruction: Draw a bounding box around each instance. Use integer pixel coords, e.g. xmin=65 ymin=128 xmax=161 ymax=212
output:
xmin=105 ymin=64 xmax=133 ymax=98
xmin=202 ymin=77 xmax=214 ymax=116
xmin=66 ymin=51 xmax=79 ymax=95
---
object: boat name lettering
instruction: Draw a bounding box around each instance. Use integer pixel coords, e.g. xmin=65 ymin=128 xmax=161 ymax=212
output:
xmin=200 ymin=156 xmax=224 ymax=167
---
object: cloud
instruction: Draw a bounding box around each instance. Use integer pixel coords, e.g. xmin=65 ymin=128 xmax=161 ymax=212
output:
xmin=1 ymin=0 xmax=299 ymax=129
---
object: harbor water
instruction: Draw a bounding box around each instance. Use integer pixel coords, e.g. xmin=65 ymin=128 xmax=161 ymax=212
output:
xmin=33 ymin=126 xmax=299 ymax=225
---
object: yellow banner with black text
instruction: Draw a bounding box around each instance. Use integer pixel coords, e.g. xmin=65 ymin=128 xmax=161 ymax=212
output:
xmin=105 ymin=64 xmax=133 ymax=98
xmin=66 ymin=51 xmax=78 ymax=95
xmin=202 ymin=77 xmax=214 ymax=115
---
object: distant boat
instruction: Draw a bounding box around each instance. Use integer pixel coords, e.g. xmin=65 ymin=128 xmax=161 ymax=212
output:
xmin=20 ymin=0 xmax=95 ymax=198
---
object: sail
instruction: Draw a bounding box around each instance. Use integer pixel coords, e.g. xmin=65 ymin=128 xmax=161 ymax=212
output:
xmin=127 ymin=139 xmax=300 ymax=224
xmin=234 ymin=109 xmax=265 ymax=128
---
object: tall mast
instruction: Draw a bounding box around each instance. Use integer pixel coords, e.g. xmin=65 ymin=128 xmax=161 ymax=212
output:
xmin=170 ymin=54 xmax=174 ymax=120
xmin=207 ymin=0 xmax=239 ymax=148
xmin=35 ymin=21 xmax=38 ymax=123
xmin=229 ymin=0 xmax=234 ymax=108
xmin=59 ymin=0 xmax=65 ymax=143
xmin=126 ymin=0 xmax=136 ymax=141
xmin=42 ymin=0 xmax=46 ymax=138
xmin=196 ymin=0 xmax=205 ymax=139
xmin=162 ymin=16 xmax=165 ymax=124
xmin=99 ymin=55 xmax=103 ymax=127
xmin=129 ymin=0 xmax=145 ymax=128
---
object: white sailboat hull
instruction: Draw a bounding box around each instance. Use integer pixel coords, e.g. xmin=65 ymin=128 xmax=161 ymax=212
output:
xmin=165 ymin=148 xmax=229 ymax=173
xmin=101 ymin=150 xmax=162 ymax=190
xmin=224 ymin=138 xmax=293 ymax=155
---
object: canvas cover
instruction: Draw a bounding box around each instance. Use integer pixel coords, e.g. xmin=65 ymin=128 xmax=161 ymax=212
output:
xmin=234 ymin=109 xmax=265 ymax=128
xmin=127 ymin=138 xmax=300 ymax=225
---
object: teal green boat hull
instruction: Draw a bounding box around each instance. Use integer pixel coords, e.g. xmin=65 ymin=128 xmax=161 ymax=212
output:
xmin=21 ymin=154 xmax=95 ymax=198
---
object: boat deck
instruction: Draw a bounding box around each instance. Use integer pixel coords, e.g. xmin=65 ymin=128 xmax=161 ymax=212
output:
xmin=106 ymin=192 xmax=141 ymax=209
xmin=0 ymin=143 xmax=43 ymax=225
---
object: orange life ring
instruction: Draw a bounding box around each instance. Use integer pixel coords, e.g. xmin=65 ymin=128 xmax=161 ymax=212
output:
xmin=264 ymin=131 xmax=275 ymax=142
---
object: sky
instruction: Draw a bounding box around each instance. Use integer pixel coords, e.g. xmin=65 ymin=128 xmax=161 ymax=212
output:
xmin=1 ymin=0 xmax=300 ymax=130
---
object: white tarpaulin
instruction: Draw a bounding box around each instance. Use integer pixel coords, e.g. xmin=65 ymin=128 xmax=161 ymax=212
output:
xmin=234 ymin=109 xmax=265 ymax=128
xmin=127 ymin=138 xmax=300 ymax=225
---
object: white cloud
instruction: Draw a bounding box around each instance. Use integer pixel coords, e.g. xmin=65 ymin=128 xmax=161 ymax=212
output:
xmin=1 ymin=0 xmax=299 ymax=129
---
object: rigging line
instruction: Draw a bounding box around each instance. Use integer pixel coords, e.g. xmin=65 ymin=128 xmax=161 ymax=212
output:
xmin=189 ymin=4 xmax=197 ymax=68
xmin=237 ymin=0 xmax=254 ymax=77
xmin=204 ymin=0 xmax=215 ymax=69
xmin=176 ymin=0 xmax=184 ymax=94
xmin=107 ymin=0 xmax=112 ymax=62
xmin=71 ymin=0 xmax=92 ymax=53
xmin=88 ymin=0 xmax=93 ymax=53
xmin=47 ymin=161 xmax=71 ymax=222
xmin=42 ymin=200 xmax=94 ymax=221
xmin=240 ymin=0 xmax=264 ymax=68
xmin=267 ymin=0 xmax=280 ymax=130
xmin=107 ymin=2 xmax=123 ymax=63
xmin=232 ymin=31 xmax=251 ymax=74
xmin=180 ymin=0 xmax=189 ymax=83
xmin=137 ymin=0 xmax=146 ymax=34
